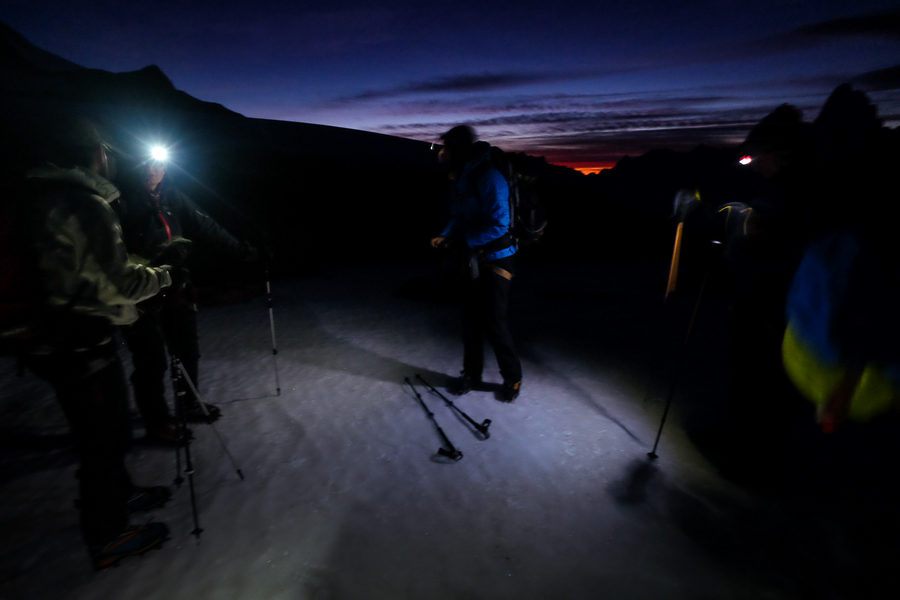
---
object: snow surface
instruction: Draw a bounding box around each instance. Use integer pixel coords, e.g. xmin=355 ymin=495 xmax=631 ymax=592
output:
xmin=0 ymin=259 xmax=895 ymax=599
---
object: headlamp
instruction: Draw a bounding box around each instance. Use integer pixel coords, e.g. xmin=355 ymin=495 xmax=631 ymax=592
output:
xmin=150 ymin=145 xmax=170 ymax=163
xmin=738 ymin=155 xmax=753 ymax=166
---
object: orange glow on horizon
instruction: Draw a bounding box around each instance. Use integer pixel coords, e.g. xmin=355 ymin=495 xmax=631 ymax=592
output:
xmin=556 ymin=162 xmax=616 ymax=175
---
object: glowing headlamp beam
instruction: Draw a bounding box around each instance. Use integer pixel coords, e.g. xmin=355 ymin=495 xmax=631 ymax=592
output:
xmin=739 ymin=155 xmax=753 ymax=166
xmin=150 ymin=145 xmax=170 ymax=162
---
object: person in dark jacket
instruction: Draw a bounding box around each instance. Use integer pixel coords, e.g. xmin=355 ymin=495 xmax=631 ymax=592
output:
xmin=431 ymin=125 xmax=522 ymax=402
xmin=118 ymin=154 xmax=254 ymax=443
xmin=21 ymin=119 xmax=173 ymax=568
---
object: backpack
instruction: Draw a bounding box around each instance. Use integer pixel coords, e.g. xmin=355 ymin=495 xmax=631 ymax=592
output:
xmin=0 ymin=180 xmax=43 ymax=356
xmin=782 ymin=231 xmax=900 ymax=430
xmin=489 ymin=147 xmax=548 ymax=247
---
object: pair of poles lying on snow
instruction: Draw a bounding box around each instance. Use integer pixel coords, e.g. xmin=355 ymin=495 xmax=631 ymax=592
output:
xmin=167 ymin=266 xmax=281 ymax=538
xmin=406 ymin=374 xmax=492 ymax=461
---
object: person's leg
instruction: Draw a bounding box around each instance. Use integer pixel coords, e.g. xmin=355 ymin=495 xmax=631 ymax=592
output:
xmin=484 ymin=257 xmax=522 ymax=389
xmin=31 ymin=343 xmax=132 ymax=548
xmin=161 ymin=301 xmax=220 ymax=420
xmin=122 ymin=313 xmax=171 ymax=433
xmin=461 ymin=274 xmax=486 ymax=385
xmin=72 ymin=352 xmax=134 ymax=547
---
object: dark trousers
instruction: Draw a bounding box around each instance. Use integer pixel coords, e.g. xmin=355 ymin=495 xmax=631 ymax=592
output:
xmin=122 ymin=301 xmax=200 ymax=430
xmin=26 ymin=341 xmax=133 ymax=547
xmin=462 ymin=255 xmax=522 ymax=383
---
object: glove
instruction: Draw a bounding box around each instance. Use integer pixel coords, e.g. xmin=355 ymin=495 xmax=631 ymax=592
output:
xmin=154 ymin=265 xmax=173 ymax=289
xmin=151 ymin=237 xmax=193 ymax=267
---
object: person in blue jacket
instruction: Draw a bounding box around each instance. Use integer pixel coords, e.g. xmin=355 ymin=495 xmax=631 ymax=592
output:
xmin=430 ymin=125 xmax=522 ymax=401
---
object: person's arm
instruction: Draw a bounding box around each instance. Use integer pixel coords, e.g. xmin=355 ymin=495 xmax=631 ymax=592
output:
xmin=439 ymin=216 xmax=457 ymax=239
xmin=468 ymin=169 xmax=510 ymax=246
xmin=172 ymin=189 xmax=245 ymax=258
xmin=80 ymin=195 xmax=171 ymax=304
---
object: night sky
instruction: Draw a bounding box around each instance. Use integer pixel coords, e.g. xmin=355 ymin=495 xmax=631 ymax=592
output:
xmin=3 ymin=1 xmax=899 ymax=172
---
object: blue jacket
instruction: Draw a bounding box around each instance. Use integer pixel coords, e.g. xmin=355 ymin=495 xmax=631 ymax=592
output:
xmin=441 ymin=147 xmax=516 ymax=261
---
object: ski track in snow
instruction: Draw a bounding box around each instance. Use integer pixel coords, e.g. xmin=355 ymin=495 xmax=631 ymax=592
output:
xmin=0 ymin=261 xmax=817 ymax=599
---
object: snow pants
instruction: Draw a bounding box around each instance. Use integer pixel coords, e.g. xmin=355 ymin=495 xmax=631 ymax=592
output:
xmin=26 ymin=337 xmax=133 ymax=548
xmin=122 ymin=300 xmax=200 ymax=430
xmin=462 ymin=255 xmax=522 ymax=384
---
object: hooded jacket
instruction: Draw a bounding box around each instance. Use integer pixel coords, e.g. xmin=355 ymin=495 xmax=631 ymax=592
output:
xmin=441 ymin=143 xmax=516 ymax=261
xmin=23 ymin=165 xmax=171 ymax=329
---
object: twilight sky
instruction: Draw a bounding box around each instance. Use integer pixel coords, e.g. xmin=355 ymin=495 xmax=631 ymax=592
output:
xmin=3 ymin=1 xmax=899 ymax=171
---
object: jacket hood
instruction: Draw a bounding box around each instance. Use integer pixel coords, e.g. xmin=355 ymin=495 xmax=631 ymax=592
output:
xmin=461 ymin=141 xmax=493 ymax=176
xmin=26 ymin=164 xmax=121 ymax=205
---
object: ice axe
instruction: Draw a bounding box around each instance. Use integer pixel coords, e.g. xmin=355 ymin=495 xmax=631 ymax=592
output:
xmin=665 ymin=189 xmax=702 ymax=300
xmin=649 ymin=200 xmax=748 ymax=458
xmin=648 ymin=189 xmax=707 ymax=460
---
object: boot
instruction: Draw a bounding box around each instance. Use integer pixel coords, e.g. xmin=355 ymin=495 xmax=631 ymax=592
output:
xmin=181 ymin=401 xmax=222 ymax=423
xmin=143 ymin=419 xmax=191 ymax=446
xmin=90 ymin=522 xmax=169 ymax=570
xmin=448 ymin=372 xmax=479 ymax=396
xmin=499 ymin=380 xmax=521 ymax=402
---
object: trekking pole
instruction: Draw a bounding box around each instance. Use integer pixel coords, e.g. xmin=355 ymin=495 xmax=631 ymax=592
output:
xmin=647 ymin=271 xmax=711 ymax=459
xmin=647 ymin=189 xmax=704 ymax=460
xmin=264 ymin=265 xmax=281 ymax=396
xmin=405 ymin=377 xmax=462 ymax=461
xmin=170 ymin=357 xmax=203 ymax=538
xmin=647 ymin=238 xmax=720 ymax=460
xmin=416 ymin=374 xmax=491 ymax=439
xmin=173 ymin=357 xmax=245 ymax=481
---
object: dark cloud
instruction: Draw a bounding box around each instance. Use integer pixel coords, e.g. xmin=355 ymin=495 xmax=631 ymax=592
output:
xmin=378 ymin=93 xmax=738 ymax=118
xmin=510 ymin=123 xmax=756 ymax=165
xmin=375 ymin=103 xmax=763 ymax=164
xmin=357 ymin=68 xmax=888 ymax=164
xmin=650 ymin=11 xmax=900 ymax=79
xmin=850 ymin=64 xmax=900 ymax=91
xmin=793 ymin=10 xmax=900 ymax=40
xmin=726 ymin=10 xmax=900 ymax=60
xmin=341 ymin=72 xmax=584 ymax=102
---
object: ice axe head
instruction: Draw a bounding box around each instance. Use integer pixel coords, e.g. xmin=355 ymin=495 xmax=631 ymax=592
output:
xmin=716 ymin=202 xmax=753 ymax=242
xmin=672 ymin=188 xmax=702 ymax=221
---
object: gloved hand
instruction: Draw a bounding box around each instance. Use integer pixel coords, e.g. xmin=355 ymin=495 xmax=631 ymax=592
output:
xmin=151 ymin=237 xmax=193 ymax=267
xmin=154 ymin=265 xmax=173 ymax=289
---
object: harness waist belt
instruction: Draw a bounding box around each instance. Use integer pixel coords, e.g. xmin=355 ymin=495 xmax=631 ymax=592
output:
xmin=475 ymin=232 xmax=514 ymax=255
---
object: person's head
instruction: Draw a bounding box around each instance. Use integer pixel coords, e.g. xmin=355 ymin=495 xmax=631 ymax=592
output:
xmin=740 ymin=104 xmax=813 ymax=179
xmin=47 ymin=116 xmax=115 ymax=178
xmin=143 ymin=160 xmax=166 ymax=193
xmin=439 ymin=124 xmax=476 ymax=170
